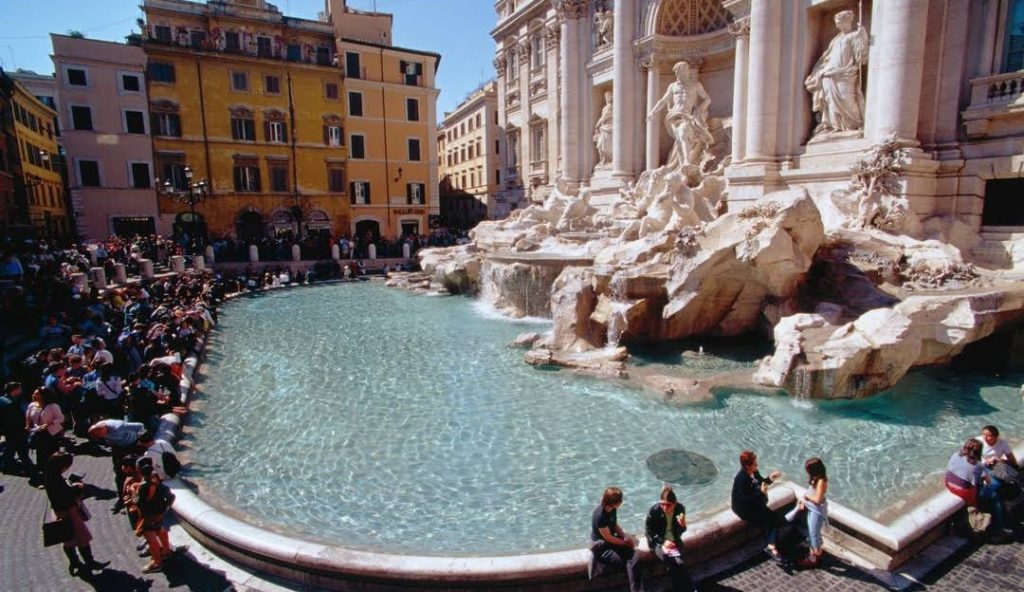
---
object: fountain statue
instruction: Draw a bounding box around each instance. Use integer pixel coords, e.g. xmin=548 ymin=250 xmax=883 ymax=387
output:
xmin=805 ymin=10 xmax=869 ymax=142
xmin=593 ymin=91 xmax=613 ymax=170
xmin=391 ymin=53 xmax=1024 ymax=401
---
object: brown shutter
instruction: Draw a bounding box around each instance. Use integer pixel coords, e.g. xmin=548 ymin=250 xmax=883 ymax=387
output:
xmin=263 ymin=121 xmax=271 ymax=142
xmin=281 ymin=124 xmax=288 ymax=143
xmin=323 ymin=125 xmax=329 ymax=145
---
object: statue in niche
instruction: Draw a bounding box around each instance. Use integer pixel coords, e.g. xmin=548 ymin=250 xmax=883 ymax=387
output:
xmin=594 ymin=10 xmax=613 ymax=46
xmin=805 ymin=10 xmax=869 ymax=141
xmin=647 ymin=61 xmax=714 ymax=173
xmin=593 ymin=90 xmax=614 ymax=169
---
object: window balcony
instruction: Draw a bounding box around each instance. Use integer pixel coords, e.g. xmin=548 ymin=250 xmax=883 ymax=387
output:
xmin=963 ymin=71 xmax=1024 ymax=139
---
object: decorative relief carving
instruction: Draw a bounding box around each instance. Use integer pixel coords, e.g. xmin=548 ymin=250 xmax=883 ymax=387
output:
xmin=506 ymin=90 xmax=521 ymax=108
xmin=657 ymin=0 xmax=732 ymax=36
xmin=545 ymin=23 xmax=561 ymax=47
xmin=518 ymin=39 xmax=532 ymax=63
xmin=552 ymin=0 xmax=588 ymax=22
xmin=594 ymin=10 xmax=613 ymax=47
xmin=530 ymin=79 xmax=548 ymax=96
xmin=727 ymin=18 xmax=750 ymax=38
xmin=493 ymin=54 xmax=508 ymax=72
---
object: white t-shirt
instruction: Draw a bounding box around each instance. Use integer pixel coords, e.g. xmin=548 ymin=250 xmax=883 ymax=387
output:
xmin=976 ymin=436 xmax=1014 ymax=461
xmin=144 ymin=439 xmax=177 ymax=480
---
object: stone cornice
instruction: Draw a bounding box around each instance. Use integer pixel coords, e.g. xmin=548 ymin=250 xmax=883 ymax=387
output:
xmin=634 ymin=29 xmax=735 ymax=64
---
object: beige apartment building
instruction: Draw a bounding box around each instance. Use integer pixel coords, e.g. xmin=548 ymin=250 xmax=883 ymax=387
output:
xmin=52 ymin=34 xmax=162 ymax=239
xmin=437 ymin=81 xmax=501 ymax=226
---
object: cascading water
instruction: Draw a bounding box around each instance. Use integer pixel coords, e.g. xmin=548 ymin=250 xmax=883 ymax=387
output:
xmin=479 ymin=258 xmax=565 ymax=318
xmin=792 ymin=365 xmax=813 ymax=408
xmin=606 ymin=274 xmax=630 ymax=347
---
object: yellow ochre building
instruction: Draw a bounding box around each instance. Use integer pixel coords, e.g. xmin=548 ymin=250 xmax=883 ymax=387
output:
xmin=140 ymin=0 xmax=440 ymax=241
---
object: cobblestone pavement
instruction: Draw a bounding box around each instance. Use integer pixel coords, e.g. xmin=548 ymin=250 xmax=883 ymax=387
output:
xmin=0 ymin=438 xmax=231 ymax=592
xmin=4 ymin=439 xmax=1024 ymax=592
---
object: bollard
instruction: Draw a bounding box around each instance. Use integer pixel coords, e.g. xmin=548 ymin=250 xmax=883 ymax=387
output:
xmin=112 ymin=263 xmax=127 ymax=284
xmin=87 ymin=245 xmax=98 ymax=265
xmin=205 ymin=245 xmax=215 ymax=265
xmin=402 ymin=242 xmax=411 ymax=259
xmin=331 ymin=244 xmax=340 ymax=261
xmin=249 ymin=244 xmax=259 ymax=263
xmin=368 ymin=243 xmax=377 ymax=260
xmin=292 ymin=244 xmax=301 ymax=261
xmin=192 ymin=255 xmax=205 ymax=271
xmin=170 ymin=255 xmax=186 ymax=274
xmin=139 ymin=259 xmax=154 ymax=279
xmin=71 ymin=272 xmax=89 ymax=292
xmin=89 ymin=267 xmax=107 ymax=290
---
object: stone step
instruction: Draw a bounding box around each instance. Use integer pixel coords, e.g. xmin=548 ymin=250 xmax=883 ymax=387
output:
xmin=971 ymin=242 xmax=1011 ymax=269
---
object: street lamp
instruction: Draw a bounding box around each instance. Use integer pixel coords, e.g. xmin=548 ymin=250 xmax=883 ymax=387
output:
xmin=156 ymin=165 xmax=210 ymax=254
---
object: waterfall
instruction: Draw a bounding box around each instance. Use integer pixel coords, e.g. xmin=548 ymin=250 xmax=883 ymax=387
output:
xmin=479 ymin=259 xmax=563 ymax=318
xmin=792 ymin=366 xmax=813 ymax=405
xmin=606 ymin=274 xmax=630 ymax=348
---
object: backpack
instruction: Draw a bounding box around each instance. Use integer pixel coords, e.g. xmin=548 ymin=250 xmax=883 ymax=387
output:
xmin=162 ymin=451 xmax=182 ymax=478
xmin=137 ymin=480 xmax=175 ymax=515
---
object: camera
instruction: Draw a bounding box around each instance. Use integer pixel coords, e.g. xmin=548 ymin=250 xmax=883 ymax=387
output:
xmin=67 ymin=473 xmax=85 ymax=484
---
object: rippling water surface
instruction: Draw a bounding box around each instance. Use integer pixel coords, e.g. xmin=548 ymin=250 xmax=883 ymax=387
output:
xmin=187 ymin=283 xmax=1024 ymax=555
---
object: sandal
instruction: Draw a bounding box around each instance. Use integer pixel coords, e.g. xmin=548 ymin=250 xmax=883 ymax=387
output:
xmin=797 ymin=554 xmax=819 ymax=568
xmin=764 ymin=547 xmax=785 ymax=564
xmin=142 ymin=562 xmax=162 ymax=574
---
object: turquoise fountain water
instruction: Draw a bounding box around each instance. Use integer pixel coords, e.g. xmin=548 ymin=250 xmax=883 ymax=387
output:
xmin=186 ymin=282 xmax=1023 ymax=556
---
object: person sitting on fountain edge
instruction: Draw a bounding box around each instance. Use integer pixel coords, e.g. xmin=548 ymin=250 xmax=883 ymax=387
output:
xmin=731 ymin=450 xmax=784 ymax=564
xmin=591 ymin=487 xmax=645 ymax=592
xmin=977 ymin=425 xmax=1020 ymax=497
xmin=645 ymin=485 xmax=695 ymax=592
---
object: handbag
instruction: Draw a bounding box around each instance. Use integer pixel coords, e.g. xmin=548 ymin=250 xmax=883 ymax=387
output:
xmin=42 ymin=517 xmax=74 ymax=547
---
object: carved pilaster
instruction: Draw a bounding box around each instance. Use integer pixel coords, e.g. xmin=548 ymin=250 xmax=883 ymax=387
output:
xmin=517 ymin=39 xmax=532 ymax=63
xmin=544 ymin=23 xmax=561 ymax=48
xmin=552 ymin=0 xmax=588 ymax=22
xmin=638 ymin=52 xmax=658 ymax=72
xmin=493 ymin=54 xmax=508 ymax=73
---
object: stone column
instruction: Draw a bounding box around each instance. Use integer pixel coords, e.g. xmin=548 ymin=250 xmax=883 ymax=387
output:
xmin=112 ymin=263 xmax=127 ymax=284
xmin=192 ymin=255 xmax=205 ymax=271
xmin=368 ymin=243 xmax=377 ymax=260
xmin=728 ymin=18 xmax=751 ymax=162
xmin=642 ymin=56 xmax=661 ymax=171
xmin=402 ymin=242 xmax=411 ymax=259
xmin=744 ymin=0 xmax=782 ymax=161
xmin=170 ymin=255 xmax=185 ymax=274
xmin=139 ymin=259 xmax=154 ymax=279
xmin=291 ymin=244 xmax=301 ymax=261
xmin=556 ymin=0 xmax=588 ymax=185
xmin=611 ymin=0 xmax=639 ymax=180
xmin=204 ymin=245 xmax=215 ymax=264
xmin=331 ymin=243 xmax=340 ymax=260
xmin=865 ymin=0 xmax=930 ymax=144
xmin=248 ymin=244 xmax=259 ymax=263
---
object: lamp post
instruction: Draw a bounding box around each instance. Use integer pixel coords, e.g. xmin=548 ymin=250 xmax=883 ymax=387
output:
xmin=156 ymin=165 xmax=210 ymax=254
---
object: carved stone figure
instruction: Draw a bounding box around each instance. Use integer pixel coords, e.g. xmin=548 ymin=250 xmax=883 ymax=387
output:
xmin=804 ymin=10 xmax=869 ymax=141
xmin=594 ymin=10 xmax=613 ymax=46
xmin=593 ymin=91 xmax=613 ymax=169
xmin=647 ymin=61 xmax=714 ymax=172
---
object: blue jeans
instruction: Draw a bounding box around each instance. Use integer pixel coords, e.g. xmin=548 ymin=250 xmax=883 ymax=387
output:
xmin=978 ymin=481 xmax=1006 ymax=531
xmin=806 ymin=506 xmax=826 ymax=550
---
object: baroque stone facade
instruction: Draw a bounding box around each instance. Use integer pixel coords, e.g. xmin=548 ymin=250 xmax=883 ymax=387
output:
xmin=492 ymin=0 xmax=1024 ymax=266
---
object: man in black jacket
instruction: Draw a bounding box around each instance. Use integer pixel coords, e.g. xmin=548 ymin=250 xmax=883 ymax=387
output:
xmin=731 ymin=449 xmax=784 ymax=563
xmin=645 ymin=485 xmax=695 ymax=592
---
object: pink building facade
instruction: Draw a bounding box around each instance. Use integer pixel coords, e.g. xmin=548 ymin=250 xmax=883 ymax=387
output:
xmin=52 ymin=35 xmax=163 ymax=239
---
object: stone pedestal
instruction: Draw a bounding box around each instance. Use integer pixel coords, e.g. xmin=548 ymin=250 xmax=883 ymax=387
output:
xmin=139 ymin=259 xmax=154 ymax=279
xmin=368 ymin=244 xmax=377 ymax=260
xmin=204 ymin=245 xmax=215 ymax=265
xmin=87 ymin=246 xmax=98 ymax=265
xmin=89 ymin=267 xmax=107 ymax=290
xmin=192 ymin=255 xmax=205 ymax=271
xmin=587 ymin=169 xmax=625 ymax=209
xmin=331 ymin=244 xmax=340 ymax=260
xmin=402 ymin=242 xmax=411 ymax=259
xmin=249 ymin=245 xmax=259 ymax=263
xmin=112 ymin=263 xmax=127 ymax=284
xmin=170 ymin=256 xmax=186 ymax=274
xmin=291 ymin=244 xmax=301 ymax=261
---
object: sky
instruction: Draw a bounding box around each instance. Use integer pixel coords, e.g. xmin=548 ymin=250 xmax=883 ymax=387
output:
xmin=0 ymin=0 xmax=496 ymax=117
